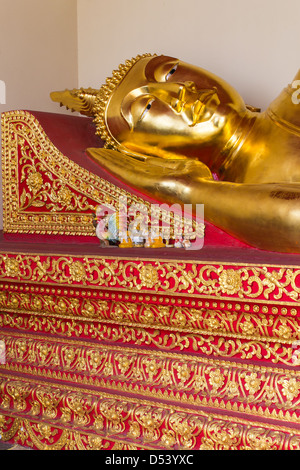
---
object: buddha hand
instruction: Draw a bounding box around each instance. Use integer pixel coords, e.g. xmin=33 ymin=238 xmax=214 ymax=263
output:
xmin=86 ymin=147 xmax=213 ymax=206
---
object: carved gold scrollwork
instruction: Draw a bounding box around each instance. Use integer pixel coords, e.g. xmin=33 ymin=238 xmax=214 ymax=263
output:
xmin=1 ymin=333 xmax=300 ymax=419
xmin=0 ymin=254 xmax=300 ymax=305
xmin=0 ymin=379 xmax=300 ymax=450
xmin=2 ymin=111 xmax=204 ymax=238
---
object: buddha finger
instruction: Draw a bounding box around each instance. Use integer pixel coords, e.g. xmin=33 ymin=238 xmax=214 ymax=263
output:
xmin=86 ymin=147 xmax=148 ymax=173
xmin=86 ymin=147 xmax=174 ymax=198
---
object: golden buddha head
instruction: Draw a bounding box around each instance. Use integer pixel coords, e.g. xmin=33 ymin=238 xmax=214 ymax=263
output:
xmin=94 ymin=54 xmax=248 ymax=162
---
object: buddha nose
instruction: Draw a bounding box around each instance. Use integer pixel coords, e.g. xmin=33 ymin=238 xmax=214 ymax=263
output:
xmin=147 ymin=81 xmax=199 ymax=112
xmin=150 ymin=80 xmax=197 ymax=97
xmin=172 ymin=81 xmax=198 ymax=112
xmin=183 ymin=81 xmax=197 ymax=90
xmin=168 ymin=81 xmax=197 ymax=96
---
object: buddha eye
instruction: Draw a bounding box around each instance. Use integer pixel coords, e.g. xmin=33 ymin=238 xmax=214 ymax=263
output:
xmin=140 ymin=99 xmax=154 ymax=120
xmin=165 ymin=64 xmax=178 ymax=81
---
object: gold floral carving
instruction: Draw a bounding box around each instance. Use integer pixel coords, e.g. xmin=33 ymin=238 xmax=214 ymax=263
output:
xmin=0 ymin=305 xmax=298 ymax=366
xmin=0 ymin=248 xmax=299 ymax=449
xmin=1 ymin=332 xmax=300 ymax=421
xmin=0 ymin=287 xmax=299 ymax=346
xmin=0 ymin=253 xmax=300 ymax=304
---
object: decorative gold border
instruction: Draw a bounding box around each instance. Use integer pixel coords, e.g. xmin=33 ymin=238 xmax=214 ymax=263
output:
xmin=0 ymin=252 xmax=300 ymax=304
xmin=0 ymin=415 xmax=142 ymax=450
xmin=0 ymin=331 xmax=299 ymax=423
xmin=0 ymin=288 xmax=299 ymax=344
xmin=0 ymin=251 xmax=299 ymax=448
xmin=0 ymin=309 xmax=297 ymax=366
xmin=1 ymin=110 xmax=204 ymax=238
xmin=1 ymin=374 xmax=300 ymax=450
xmin=0 ymin=252 xmax=299 ymax=363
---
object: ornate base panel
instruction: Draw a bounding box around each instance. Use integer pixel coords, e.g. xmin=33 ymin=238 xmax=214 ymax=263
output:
xmin=0 ymin=330 xmax=300 ymax=423
xmin=0 ymin=375 xmax=300 ymax=451
xmin=0 ymin=250 xmax=300 ymax=449
xmin=1 ymin=110 xmax=203 ymax=240
xmin=0 ymin=252 xmax=299 ymax=366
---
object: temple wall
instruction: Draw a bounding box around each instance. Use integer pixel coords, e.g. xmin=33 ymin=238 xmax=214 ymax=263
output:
xmin=0 ymin=0 xmax=299 ymax=230
xmin=77 ymin=0 xmax=300 ymax=111
xmin=0 ymin=0 xmax=78 ymax=229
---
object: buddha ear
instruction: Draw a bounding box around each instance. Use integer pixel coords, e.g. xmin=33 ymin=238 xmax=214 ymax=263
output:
xmin=86 ymin=146 xmax=188 ymax=170
xmin=86 ymin=146 xmax=161 ymax=195
xmin=113 ymin=146 xmax=150 ymax=162
xmin=86 ymin=144 xmax=191 ymax=167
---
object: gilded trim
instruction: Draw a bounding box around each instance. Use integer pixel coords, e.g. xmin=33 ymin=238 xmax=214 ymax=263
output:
xmin=1 ymin=375 xmax=300 ymax=450
xmin=0 ymin=252 xmax=300 ymax=304
xmin=0 ymin=289 xmax=299 ymax=348
xmin=0 ymin=309 xmax=298 ymax=365
xmin=1 ymin=110 xmax=203 ymax=238
xmin=0 ymin=331 xmax=299 ymax=422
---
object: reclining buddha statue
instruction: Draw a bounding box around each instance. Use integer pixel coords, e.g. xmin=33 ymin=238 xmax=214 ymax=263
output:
xmin=51 ymin=54 xmax=300 ymax=253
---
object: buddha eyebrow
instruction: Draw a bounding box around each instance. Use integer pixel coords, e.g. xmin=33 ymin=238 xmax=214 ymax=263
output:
xmin=145 ymin=55 xmax=176 ymax=81
xmin=165 ymin=64 xmax=178 ymax=80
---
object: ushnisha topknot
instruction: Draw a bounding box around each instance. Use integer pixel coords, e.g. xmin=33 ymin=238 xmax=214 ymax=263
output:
xmin=93 ymin=53 xmax=155 ymax=149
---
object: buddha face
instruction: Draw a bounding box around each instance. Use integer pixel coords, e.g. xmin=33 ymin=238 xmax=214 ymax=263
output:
xmin=105 ymin=55 xmax=247 ymax=163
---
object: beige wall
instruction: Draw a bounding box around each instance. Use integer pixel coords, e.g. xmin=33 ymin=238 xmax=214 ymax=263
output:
xmin=1 ymin=0 xmax=300 ymax=230
xmin=77 ymin=0 xmax=300 ymax=110
xmin=0 ymin=0 xmax=78 ymax=228
xmin=0 ymin=0 xmax=78 ymax=113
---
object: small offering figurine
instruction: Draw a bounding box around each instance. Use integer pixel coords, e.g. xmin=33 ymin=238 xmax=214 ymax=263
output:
xmin=174 ymin=238 xmax=184 ymax=248
xmin=93 ymin=205 xmax=133 ymax=247
xmin=93 ymin=206 xmax=110 ymax=247
xmin=144 ymin=231 xmax=165 ymax=248
xmin=93 ymin=205 xmax=191 ymax=248
xmin=129 ymin=212 xmax=148 ymax=247
xmin=116 ymin=210 xmax=133 ymax=248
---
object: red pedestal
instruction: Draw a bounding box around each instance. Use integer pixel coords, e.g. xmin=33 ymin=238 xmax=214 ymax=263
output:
xmin=0 ymin=111 xmax=299 ymax=450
